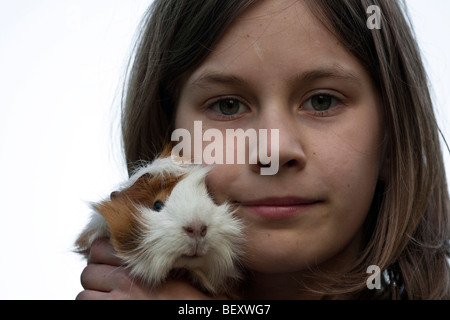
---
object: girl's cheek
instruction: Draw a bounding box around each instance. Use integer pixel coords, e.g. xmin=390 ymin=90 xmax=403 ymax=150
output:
xmin=205 ymin=164 xmax=238 ymax=205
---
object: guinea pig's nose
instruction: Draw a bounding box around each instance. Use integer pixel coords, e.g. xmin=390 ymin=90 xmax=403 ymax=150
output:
xmin=183 ymin=224 xmax=207 ymax=238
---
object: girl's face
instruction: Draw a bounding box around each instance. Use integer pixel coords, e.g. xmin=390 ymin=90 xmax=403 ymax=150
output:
xmin=175 ymin=0 xmax=384 ymax=277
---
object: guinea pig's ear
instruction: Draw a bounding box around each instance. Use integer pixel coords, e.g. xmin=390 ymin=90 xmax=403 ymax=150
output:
xmin=110 ymin=190 xmax=120 ymax=199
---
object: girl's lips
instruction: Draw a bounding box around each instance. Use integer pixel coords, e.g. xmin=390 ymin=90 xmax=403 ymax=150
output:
xmin=239 ymin=197 xmax=320 ymax=220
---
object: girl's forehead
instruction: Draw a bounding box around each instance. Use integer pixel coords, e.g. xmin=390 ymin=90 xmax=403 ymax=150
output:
xmin=212 ymin=0 xmax=336 ymax=53
xmin=185 ymin=0 xmax=372 ymax=91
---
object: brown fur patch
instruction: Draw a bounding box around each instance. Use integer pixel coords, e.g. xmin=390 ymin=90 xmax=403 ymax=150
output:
xmin=159 ymin=143 xmax=175 ymax=158
xmin=95 ymin=171 xmax=183 ymax=253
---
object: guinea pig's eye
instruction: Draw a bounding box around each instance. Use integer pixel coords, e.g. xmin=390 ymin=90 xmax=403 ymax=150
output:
xmin=152 ymin=200 xmax=164 ymax=212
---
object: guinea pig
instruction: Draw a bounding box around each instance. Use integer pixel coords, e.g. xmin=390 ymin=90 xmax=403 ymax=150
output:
xmin=75 ymin=148 xmax=245 ymax=296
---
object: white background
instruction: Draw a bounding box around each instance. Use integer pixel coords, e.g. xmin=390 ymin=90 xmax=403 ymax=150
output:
xmin=0 ymin=1 xmax=449 ymax=299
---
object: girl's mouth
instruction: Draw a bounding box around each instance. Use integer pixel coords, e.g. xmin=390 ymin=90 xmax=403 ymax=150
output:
xmin=238 ymin=197 xmax=320 ymax=220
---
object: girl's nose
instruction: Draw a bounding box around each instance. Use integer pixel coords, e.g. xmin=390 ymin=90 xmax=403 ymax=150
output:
xmin=251 ymin=106 xmax=307 ymax=175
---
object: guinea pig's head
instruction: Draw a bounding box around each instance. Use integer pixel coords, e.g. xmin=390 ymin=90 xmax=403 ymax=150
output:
xmin=94 ymin=155 xmax=244 ymax=290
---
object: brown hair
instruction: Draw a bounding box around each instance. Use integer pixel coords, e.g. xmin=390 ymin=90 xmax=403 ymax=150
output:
xmin=120 ymin=0 xmax=449 ymax=299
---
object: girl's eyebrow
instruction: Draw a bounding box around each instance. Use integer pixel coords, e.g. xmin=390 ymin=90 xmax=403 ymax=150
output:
xmin=191 ymin=65 xmax=361 ymax=89
xmin=191 ymin=72 xmax=249 ymax=89
xmin=297 ymin=66 xmax=361 ymax=84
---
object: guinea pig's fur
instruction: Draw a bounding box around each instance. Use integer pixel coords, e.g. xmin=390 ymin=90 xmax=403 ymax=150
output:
xmin=75 ymin=149 xmax=245 ymax=296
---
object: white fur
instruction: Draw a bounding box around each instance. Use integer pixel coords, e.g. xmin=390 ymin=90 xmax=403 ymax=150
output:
xmin=76 ymin=156 xmax=244 ymax=296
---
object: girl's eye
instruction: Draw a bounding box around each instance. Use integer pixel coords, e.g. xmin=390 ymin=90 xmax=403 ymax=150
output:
xmin=218 ymin=99 xmax=241 ymax=115
xmin=152 ymin=200 xmax=164 ymax=212
xmin=302 ymin=94 xmax=342 ymax=116
xmin=311 ymin=95 xmax=333 ymax=111
xmin=207 ymin=98 xmax=249 ymax=119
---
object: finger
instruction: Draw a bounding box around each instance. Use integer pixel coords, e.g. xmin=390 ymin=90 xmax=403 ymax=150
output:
xmin=80 ymin=263 xmax=130 ymax=292
xmin=88 ymin=238 xmax=123 ymax=266
xmin=76 ymin=289 xmax=112 ymax=300
xmin=154 ymin=278 xmax=225 ymax=300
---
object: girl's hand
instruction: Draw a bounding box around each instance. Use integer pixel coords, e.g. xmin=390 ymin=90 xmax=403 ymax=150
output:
xmin=76 ymin=238 xmax=218 ymax=300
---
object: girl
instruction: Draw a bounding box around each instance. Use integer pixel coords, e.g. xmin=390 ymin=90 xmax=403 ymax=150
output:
xmin=77 ymin=0 xmax=450 ymax=299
